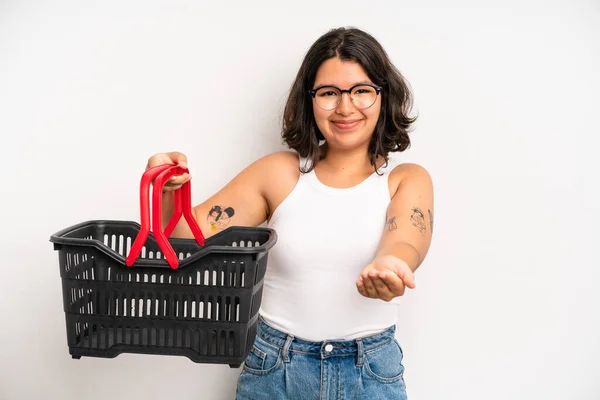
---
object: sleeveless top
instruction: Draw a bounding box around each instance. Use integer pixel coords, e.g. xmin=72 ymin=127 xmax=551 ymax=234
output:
xmin=258 ymin=155 xmax=400 ymax=341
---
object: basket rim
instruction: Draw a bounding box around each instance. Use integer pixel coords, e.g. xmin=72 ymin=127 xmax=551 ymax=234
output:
xmin=49 ymin=219 xmax=277 ymax=268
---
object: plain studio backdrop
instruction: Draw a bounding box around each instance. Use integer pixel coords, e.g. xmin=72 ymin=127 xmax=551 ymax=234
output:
xmin=1 ymin=1 xmax=598 ymax=399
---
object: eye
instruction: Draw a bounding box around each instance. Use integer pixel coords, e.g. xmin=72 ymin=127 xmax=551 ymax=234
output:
xmin=353 ymin=87 xmax=374 ymax=95
xmin=319 ymin=90 xmax=338 ymax=97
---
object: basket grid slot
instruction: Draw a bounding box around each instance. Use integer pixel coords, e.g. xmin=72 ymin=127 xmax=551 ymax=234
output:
xmin=102 ymin=292 xmax=241 ymax=322
xmin=72 ymin=323 xmax=238 ymax=356
xmin=231 ymin=240 xmax=261 ymax=248
xmin=106 ymin=260 xmax=246 ymax=288
xmin=103 ymin=234 xmax=133 ymax=257
xmin=64 ymin=237 xmax=257 ymax=288
xmin=101 ymin=233 xmax=196 ymax=262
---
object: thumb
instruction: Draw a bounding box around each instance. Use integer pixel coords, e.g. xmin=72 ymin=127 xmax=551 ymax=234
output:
xmin=395 ymin=260 xmax=416 ymax=289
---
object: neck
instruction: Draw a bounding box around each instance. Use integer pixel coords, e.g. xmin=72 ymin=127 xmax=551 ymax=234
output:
xmin=319 ymin=144 xmax=376 ymax=174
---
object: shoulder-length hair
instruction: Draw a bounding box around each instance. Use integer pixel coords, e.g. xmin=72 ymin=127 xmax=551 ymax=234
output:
xmin=282 ymin=27 xmax=417 ymax=173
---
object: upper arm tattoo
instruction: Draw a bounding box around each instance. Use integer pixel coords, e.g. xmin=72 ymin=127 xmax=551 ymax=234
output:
xmin=387 ymin=207 xmax=432 ymax=236
xmin=410 ymin=207 xmax=427 ymax=236
xmin=428 ymin=209 xmax=434 ymax=232
xmin=386 ymin=216 xmax=398 ymax=231
xmin=207 ymin=205 xmax=235 ymax=232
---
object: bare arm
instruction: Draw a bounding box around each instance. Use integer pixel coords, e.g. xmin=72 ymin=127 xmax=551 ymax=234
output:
xmin=357 ymin=163 xmax=434 ymax=301
xmin=376 ymin=163 xmax=434 ymax=271
xmin=154 ymin=152 xmax=290 ymax=239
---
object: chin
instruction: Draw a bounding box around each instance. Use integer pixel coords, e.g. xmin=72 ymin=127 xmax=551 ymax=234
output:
xmin=324 ymin=133 xmax=371 ymax=151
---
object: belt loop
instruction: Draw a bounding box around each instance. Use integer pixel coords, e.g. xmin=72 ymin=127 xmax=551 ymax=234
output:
xmin=282 ymin=334 xmax=294 ymax=363
xmin=355 ymin=338 xmax=364 ymax=367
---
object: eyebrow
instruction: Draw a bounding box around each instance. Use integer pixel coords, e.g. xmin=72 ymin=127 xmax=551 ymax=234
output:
xmin=313 ymin=80 xmax=374 ymax=89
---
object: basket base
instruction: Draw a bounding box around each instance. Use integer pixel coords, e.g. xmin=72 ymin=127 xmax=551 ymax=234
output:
xmin=68 ymin=345 xmax=244 ymax=368
xmin=64 ymin=317 xmax=257 ymax=368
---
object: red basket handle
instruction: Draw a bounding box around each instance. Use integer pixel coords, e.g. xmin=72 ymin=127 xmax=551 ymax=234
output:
xmin=125 ymin=164 xmax=205 ymax=269
xmin=151 ymin=165 xmax=206 ymax=265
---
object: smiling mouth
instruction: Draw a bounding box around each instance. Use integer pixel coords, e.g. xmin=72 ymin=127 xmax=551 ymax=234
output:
xmin=331 ymin=120 xmax=363 ymax=130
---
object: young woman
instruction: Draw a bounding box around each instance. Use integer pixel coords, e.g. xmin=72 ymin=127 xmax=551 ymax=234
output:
xmin=147 ymin=27 xmax=433 ymax=399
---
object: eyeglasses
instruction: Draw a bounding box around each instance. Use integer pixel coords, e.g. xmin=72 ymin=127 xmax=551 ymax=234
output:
xmin=309 ymin=83 xmax=382 ymax=111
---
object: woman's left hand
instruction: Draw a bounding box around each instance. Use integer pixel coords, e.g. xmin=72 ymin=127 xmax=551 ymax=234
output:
xmin=356 ymin=255 xmax=416 ymax=302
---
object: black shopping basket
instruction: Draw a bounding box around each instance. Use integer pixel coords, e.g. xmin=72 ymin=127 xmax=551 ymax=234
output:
xmin=49 ymin=164 xmax=277 ymax=367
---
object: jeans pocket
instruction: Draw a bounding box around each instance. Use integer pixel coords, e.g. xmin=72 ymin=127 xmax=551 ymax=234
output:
xmin=363 ymin=339 xmax=405 ymax=383
xmin=242 ymin=337 xmax=282 ymax=376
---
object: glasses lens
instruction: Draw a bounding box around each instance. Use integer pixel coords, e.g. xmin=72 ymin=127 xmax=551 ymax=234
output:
xmin=350 ymin=85 xmax=378 ymax=109
xmin=314 ymin=85 xmax=378 ymax=110
xmin=315 ymin=87 xmax=341 ymax=110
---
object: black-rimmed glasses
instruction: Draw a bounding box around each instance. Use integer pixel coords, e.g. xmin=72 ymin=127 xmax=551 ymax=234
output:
xmin=309 ymin=83 xmax=382 ymax=110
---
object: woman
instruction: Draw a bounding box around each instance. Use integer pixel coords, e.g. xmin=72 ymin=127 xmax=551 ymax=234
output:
xmin=147 ymin=27 xmax=433 ymax=399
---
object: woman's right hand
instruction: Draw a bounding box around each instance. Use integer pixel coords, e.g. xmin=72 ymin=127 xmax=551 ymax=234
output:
xmin=146 ymin=151 xmax=191 ymax=192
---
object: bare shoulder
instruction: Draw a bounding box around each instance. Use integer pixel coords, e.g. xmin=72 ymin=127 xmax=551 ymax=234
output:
xmin=251 ymin=151 xmax=300 ymax=182
xmin=390 ymin=162 xmax=431 ymax=178
xmin=253 ymin=151 xmax=301 ymax=219
xmin=388 ymin=162 xmax=433 ymax=197
xmin=190 ymin=151 xmax=300 ymax=236
xmin=254 ymin=150 xmax=299 ymax=170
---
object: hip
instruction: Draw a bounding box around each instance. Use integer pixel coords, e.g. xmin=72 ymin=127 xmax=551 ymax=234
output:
xmin=235 ymin=316 xmax=408 ymax=400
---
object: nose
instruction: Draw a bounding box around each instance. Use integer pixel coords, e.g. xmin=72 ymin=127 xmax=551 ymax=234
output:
xmin=335 ymin=92 xmax=355 ymax=115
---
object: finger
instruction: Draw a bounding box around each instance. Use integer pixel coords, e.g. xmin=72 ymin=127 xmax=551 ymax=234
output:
xmin=369 ymin=269 xmax=390 ymax=292
xmin=162 ymin=179 xmax=190 ymax=192
xmin=147 ymin=153 xmax=175 ymax=169
xmin=370 ymin=273 xmax=395 ymax=302
xmin=162 ymin=174 xmax=191 ymax=192
xmin=395 ymin=263 xmax=416 ymax=289
xmin=166 ymin=151 xmax=188 ymax=168
xmin=167 ymin=173 xmax=191 ymax=186
xmin=356 ymin=277 xmax=368 ymax=297
xmin=360 ymin=270 xmax=378 ymax=298
xmin=379 ymin=271 xmax=406 ymax=297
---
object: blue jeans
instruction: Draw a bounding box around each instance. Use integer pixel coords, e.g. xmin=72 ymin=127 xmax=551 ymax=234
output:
xmin=235 ymin=318 xmax=408 ymax=399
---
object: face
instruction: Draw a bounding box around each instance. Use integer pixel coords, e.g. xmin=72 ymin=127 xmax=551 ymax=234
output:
xmin=311 ymin=57 xmax=381 ymax=152
xmin=218 ymin=212 xmax=229 ymax=221
xmin=217 ymin=213 xmax=230 ymax=229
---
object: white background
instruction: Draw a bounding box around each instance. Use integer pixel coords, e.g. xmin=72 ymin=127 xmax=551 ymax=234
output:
xmin=1 ymin=1 xmax=599 ymax=399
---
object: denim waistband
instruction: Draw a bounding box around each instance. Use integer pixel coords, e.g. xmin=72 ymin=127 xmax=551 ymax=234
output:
xmin=256 ymin=317 xmax=396 ymax=357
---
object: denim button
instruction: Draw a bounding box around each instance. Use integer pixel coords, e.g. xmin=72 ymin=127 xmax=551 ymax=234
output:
xmin=325 ymin=344 xmax=333 ymax=352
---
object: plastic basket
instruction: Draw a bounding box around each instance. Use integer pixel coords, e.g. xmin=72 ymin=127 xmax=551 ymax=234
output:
xmin=49 ymin=164 xmax=277 ymax=367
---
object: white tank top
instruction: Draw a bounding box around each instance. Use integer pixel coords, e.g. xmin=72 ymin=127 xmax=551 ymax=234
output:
xmin=259 ymin=155 xmax=400 ymax=341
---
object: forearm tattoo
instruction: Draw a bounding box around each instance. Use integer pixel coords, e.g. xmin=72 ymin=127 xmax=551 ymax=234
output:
xmin=207 ymin=205 xmax=235 ymax=232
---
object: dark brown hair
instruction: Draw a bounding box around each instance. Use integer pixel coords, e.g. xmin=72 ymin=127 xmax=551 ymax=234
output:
xmin=282 ymin=27 xmax=417 ymax=173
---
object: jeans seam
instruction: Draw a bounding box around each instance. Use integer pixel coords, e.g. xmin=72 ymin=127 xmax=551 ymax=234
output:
xmin=362 ymin=340 xmax=404 ymax=383
xmin=363 ymin=338 xmax=393 ymax=354
xmin=363 ymin=359 xmax=404 ymax=383
xmin=255 ymin=336 xmax=282 ymax=353
xmin=319 ymin=358 xmax=325 ymax=400
xmin=242 ymin=354 xmax=283 ymax=376
xmin=337 ymin=357 xmax=343 ymax=400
